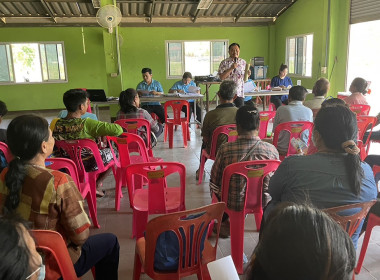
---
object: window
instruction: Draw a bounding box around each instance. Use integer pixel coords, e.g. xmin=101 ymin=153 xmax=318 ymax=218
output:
xmin=0 ymin=42 xmax=67 ymax=84
xmin=166 ymin=40 xmax=228 ymax=78
xmin=286 ymin=34 xmax=313 ymax=77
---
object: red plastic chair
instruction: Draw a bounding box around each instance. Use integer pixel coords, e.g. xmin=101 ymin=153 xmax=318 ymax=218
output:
xmin=150 ymin=112 xmax=161 ymax=123
xmin=31 ymin=230 xmax=80 ymax=280
xmin=258 ymin=111 xmax=276 ymax=139
xmin=54 ymin=139 xmax=116 ymax=228
xmin=355 ymin=165 xmax=380 ymax=274
xmin=213 ymin=160 xmax=281 ymax=274
xmin=125 ymin=162 xmax=186 ymax=239
xmin=198 ymin=124 xmax=238 ymax=184
xmin=0 ymin=141 xmax=13 ymax=163
xmin=107 ymin=133 xmax=162 ymax=211
xmin=164 ymin=100 xmax=190 ymax=148
xmin=350 ymin=104 xmax=371 ymax=116
xmin=133 ymin=202 xmax=225 ymax=280
xmin=115 ymin=118 xmax=154 ymax=157
xmin=323 ymin=201 xmax=376 ymax=237
xmin=45 ymin=157 xmax=97 ymax=227
xmin=272 ymin=121 xmax=314 ymax=160
xmin=357 ymin=116 xmax=377 ymax=161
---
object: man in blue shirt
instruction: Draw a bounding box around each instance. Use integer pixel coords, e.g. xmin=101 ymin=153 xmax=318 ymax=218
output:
xmin=136 ymin=68 xmax=165 ymax=123
xmin=169 ymin=72 xmax=201 ymax=124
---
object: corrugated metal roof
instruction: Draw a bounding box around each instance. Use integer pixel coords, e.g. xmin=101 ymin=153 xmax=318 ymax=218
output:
xmin=0 ymin=0 xmax=296 ymax=27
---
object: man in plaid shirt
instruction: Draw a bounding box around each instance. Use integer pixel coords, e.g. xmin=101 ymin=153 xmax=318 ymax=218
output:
xmin=210 ymin=105 xmax=279 ymax=237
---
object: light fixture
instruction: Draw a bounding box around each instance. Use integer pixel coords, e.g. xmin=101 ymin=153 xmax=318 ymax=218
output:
xmin=92 ymin=0 xmax=101 ymax=9
xmin=197 ymin=0 xmax=213 ymax=10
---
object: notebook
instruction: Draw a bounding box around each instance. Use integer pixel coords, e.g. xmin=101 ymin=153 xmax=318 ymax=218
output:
xmin=87 ymin=89 xmax=107 ymax=102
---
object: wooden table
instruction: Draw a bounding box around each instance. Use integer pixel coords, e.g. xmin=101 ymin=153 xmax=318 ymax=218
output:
xmin=245 ymin=90 xmax=289 ymax=111
xmin=196 ymin=79 xmax=272 ymax=112
xmin=91 ymin=94 xmax=205 ymax=126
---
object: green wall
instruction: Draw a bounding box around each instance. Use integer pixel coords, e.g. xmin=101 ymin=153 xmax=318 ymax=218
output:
xmin=0 ymin=0 xmax=352 ymax=111
xmin=118 ymin=26 xmax=269 ymax=97
xmin=271 ymin=0 xmax=350 ymax=95
xmin=0 ymin=27 xmax=108 ymax=111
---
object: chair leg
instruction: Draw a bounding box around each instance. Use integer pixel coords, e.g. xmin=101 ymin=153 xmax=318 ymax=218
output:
xmin=198 ymin=155 xmax=206 ymax=185
xmin=133 ymin=210 xmax=149 ymax=239
xmin=229 ymin=213 xmax=245 ymax=274
xmin=181 ymin=121 xmax=188 ymax=148
xmin=168 ymin=123 xmax=174 ymax=149
xmin=115 ymin=168 xmax=122 ymax=211
xmin=164 ymin=123 xmax=168 ymax=142
xmin=133 ymin=251 xmax=142 ymax=280
xmin=88 ymin=176 xmax=100 ymax=228
xmin=254 ymin=211 xmax=263 ymax=231
xmin=355 ymin=214 xmax=378 ymax=274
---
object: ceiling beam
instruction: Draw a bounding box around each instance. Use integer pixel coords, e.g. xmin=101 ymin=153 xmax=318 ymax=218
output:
xmin=235 ymin=0 xmax=254 ymax=22
xmin=149 ymin=0 xmax=155 ymax=23
xmin=40 ymin=0 xmax=57 ymax=23
xmin=192 ymin=8 xmax=202 ymax=23
xmin=0 ymin=17 xmax=5 ymax=23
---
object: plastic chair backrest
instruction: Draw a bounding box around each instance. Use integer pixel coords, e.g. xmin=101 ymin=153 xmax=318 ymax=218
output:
xmin=350 ymin=104 xmax=371 ymax=116
xmin=0 ymin=141 xmax=13 ymax=163
xmin=107 ymin=133 xmax=150 ymax=167
xmin=115 ymin=118 xmax=152 ymax=151
xmin=357 ymin=116 xmax=377 ymax=146
xmin=259 ymin=111 xmax=276 ymax=139
xmin=31 ymin=230 xmax=79 ymax=280
xmin=54 ymin=139 xmax=109 ymax=182
xmin=323 ymin=201 xmax=376 ymax=237
xmin=221 ymin=160 xmax=281 ymax=211
xmin=273 ymin=121 xmax=314 ymax=156
xmin=126 ymin=162 xmax=186 ymax=213
xmin=209 ymin=124 xmax=238 ymax=159
xmin=164 ymin=100 xmax=190 ymax=124
xmin=143 ymin=202 xmax=226 ymax=278
xmin=45 ymin=157 xmax=80 ymax=186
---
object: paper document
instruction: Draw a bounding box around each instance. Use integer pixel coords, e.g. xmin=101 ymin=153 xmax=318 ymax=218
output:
xmin=179 ymin=93 xmax=202 ymax=97
xmin=207 ymin=256 xmax=239 ymax=280
xmin=188 ymin=86 xmax=200 ymax=93
xmin=244 ymin=80 xmax=257 ymax=93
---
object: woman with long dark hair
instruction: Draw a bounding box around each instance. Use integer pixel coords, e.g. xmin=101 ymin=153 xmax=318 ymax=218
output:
xmin=267 ymin=105 xmax=377 ymax=247
xmin=0 ymin=115 xmax=120 ymax=279
xmin=246 ymin=203 xmax=356 ymax=280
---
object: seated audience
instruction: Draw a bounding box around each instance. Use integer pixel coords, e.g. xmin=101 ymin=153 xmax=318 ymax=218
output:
xmin=136 ymin=67 xmax=165 ymax=124
xmin=0 ymin=215 xmax=44 ymax=280
xmin=196 ymin=80 xmax=238 ymax=180
xmin=58 ymin=90 xmax=98 ymax=120
xmin=50 ymin=89 xmax=123 ymax=197
xmin=117 ymin=88 xmax=163 ymax=143
xmin=272 ymin=85 xmax=313 ymax=155
xmin=303 ymin=77 xmax=330 ymax=117
xmin=267 ymin=105 xmax=377 ymax=247
xmin=270 ymin=64 xmax=293 ymax=109
xmin=246 ymin=203 xmax=355 ymax=280
xmin=0 ymin=115 xmax=120 ymax=279
xmin=169 ymin=72 xmax=202 ymax=124
xmin=344 ymin=77 xmax=369 ymax=106
xmin=210 ymin=105 xmax=279 ymax=237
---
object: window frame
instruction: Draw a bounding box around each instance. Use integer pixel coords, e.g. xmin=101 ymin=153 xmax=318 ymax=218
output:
xmin=165 ymin=39 xmax=229 ymax=79
xmin=0 ymin=41 xmax=68 ymax=85
xmin=285 ymin=33 xmax=313 ymax=78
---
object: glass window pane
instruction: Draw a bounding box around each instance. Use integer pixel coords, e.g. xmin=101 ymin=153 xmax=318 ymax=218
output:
xmin=211 ymin=41 xmax=227 ymax=74
xmin=39 ymin=44 xmax=48 ymax=81
xmin=46 ymin=44 xmax=60 ymax=80
xmin=184 ymin=41 xmax=210 ymax=76
xmin=6 ymin=45 xmax=14 ymax=81
xmin=305 ymin=34 xmax=313 ymax=76
xmin=288 ymin=38 xmax=296 ymax=73
xmin=168 ymin=42 xmax=183 ymax=76
xmin=0 ymin=45 xmax=11 ymax=82
xmin=295 ymin=37 xmax=304 ymax=75
xmin=11 ymin=43 xmax=42 ymax=83
xmin=57 ymin=44 xmax=66 ymax=80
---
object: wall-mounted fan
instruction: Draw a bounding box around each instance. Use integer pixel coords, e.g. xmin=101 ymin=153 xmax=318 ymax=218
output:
xmin=96 ymin=5 xmax=122 ymax=33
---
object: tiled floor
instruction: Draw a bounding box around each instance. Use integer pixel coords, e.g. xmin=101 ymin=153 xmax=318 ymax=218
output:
xmin=81 ymin=110 xmax=380 ymax=280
